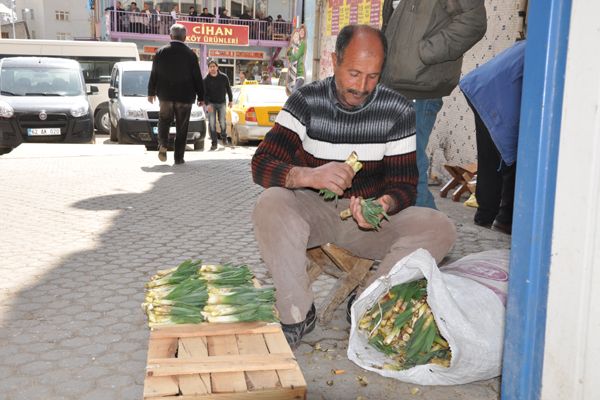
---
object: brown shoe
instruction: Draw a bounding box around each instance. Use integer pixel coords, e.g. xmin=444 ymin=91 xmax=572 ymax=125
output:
xmin=158 ymin=146 xmax=167 ymax=162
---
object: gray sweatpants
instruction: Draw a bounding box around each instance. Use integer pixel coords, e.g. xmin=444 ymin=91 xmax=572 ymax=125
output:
xmin=252 ymin=188 xmax=457 ymax=324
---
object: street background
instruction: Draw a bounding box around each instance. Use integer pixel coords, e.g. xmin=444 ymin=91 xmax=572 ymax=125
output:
xmin=0 ymin=137 xmax=510 ymax=399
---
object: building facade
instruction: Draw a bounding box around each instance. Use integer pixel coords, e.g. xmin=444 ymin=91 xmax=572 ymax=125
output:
xmin=12 ymin=0 xmax=93 ymax=40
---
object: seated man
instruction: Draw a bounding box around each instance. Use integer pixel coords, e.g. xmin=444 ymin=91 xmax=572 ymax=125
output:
xmin=251 ymin=24 xmax=456 ymax=348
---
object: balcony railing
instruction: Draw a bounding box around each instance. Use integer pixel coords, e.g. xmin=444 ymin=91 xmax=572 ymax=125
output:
xmin=104 ymin=10 xmax=293 ymax=46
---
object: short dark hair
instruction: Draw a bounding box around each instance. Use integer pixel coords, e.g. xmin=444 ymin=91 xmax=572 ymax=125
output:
xmin=207 ymin=59 xmax=218 ymax=67
xmin=335 ymin=24 xmax=387 ymax=67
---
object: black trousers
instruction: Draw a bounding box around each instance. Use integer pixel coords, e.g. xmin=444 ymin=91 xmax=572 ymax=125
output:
xmin=158 ymin=101 xmax=192 ymax=162
xmin=467 ymin=99 xmax=516 ymax=226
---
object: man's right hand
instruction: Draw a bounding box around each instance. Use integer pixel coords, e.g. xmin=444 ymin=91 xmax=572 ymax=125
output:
xmin=147 ymin=95 xmax=155 ymax=104
xmin=288 ymin=162 xmax=355 ymax=194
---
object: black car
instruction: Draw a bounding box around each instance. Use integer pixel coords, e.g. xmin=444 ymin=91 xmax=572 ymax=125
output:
xmin=0 ymin=57 xmax=97 ymax=154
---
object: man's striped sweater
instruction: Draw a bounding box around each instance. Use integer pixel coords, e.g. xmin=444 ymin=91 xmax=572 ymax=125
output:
xmin=251 ymin=76 xmax=418 ymax=215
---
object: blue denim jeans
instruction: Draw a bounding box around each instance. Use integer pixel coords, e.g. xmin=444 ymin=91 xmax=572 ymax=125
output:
xmin=207 ymin=102 xmax=227 ymax=144
xmin=414 ymin=98 xmax=443 ymax=209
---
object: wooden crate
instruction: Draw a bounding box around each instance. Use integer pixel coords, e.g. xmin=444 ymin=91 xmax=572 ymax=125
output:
xmin=143 ymin=322 xmax=307 ymax=399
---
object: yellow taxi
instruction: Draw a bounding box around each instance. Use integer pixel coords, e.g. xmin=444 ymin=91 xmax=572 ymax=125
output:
xmin=226 ymin=84 xmax=288 ymax=145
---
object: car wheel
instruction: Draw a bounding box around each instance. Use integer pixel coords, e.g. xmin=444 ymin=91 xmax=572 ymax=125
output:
xmin=194 ymin=138 xmax=204 ymax=151
xmin=231 ymin=126 xmax=241 ymax=146
xmin=117 ymin=121 xmax=134 ymax=144
xmin=109 ymin=117 xmax=118 ymax=142
xmin=0 ymin=147 xmax=13 ymax=155
xmin=95 ymin=108 xmax=110 ymax=134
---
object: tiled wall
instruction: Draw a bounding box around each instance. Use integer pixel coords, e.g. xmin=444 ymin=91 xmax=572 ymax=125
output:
xmin=317 ymin=0 xmax=526 ymax=180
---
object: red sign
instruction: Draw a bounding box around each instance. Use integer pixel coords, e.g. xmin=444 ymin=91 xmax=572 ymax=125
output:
xmin=179 ymin=22 xmax=249 ymax=46
xmin=208 ymin=49 xmax=265 ymax=60
xmin=143 ymin=46 xmax=160 ymax=54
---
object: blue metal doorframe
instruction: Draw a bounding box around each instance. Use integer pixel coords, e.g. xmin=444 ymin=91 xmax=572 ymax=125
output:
xmin=501 ymin=0 xmax=572 ymax=399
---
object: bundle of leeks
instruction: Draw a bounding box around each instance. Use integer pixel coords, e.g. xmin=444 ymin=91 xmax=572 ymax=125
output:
xmin=358 ymin=279 xmax=451 ymax=370
xmin=142 ymin=260 xmax=277 ymax=327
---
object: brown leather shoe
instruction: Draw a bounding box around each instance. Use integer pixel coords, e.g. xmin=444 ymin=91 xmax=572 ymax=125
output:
xmin=158 ymin=146 xmax=167 ymax=162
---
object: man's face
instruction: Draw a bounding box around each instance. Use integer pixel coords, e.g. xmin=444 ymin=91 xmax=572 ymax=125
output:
xmin=203 ymin=8 xmax=208 ymax=13
xmin=208 ymin=64 xmax=218 ymax=76
xmin=332 ymin=32 xmax=384 ymax=109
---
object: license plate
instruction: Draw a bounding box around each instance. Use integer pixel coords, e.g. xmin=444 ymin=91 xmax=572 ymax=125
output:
xmin=268 ymin=113 xmax=277 ymax=123
xmin=152 ymin=127 xmax=177 ymax=134
xmin=27 ymin=128 xmax=61 ymax=136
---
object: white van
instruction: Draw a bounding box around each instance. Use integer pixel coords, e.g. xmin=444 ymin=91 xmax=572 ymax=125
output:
xmin=0 ymin=57 xmax=96 ymax=154
xmin=0 ymin=39 xmax=139 ymax=134
xmin=107 ymin=61 xmax=206 ymax=150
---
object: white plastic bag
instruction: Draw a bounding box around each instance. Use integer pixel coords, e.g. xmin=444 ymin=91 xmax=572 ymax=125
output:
xmin=347 ymin=248 xmax=507 ymax=385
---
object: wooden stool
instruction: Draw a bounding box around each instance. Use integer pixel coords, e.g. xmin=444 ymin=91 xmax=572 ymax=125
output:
xmin=440 ymin=163 xmax=478 ymax=202
xmin=306 ymin=243 xmax=374 ymax=324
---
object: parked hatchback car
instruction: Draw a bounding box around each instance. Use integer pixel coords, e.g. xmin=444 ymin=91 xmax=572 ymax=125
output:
xmin=0 ymin=57 xmax=96 ymax=155
xmin=226 ymin=84 xmax=288 ymax=145
xmin=108 ymin=61 xmax=206 ymax=150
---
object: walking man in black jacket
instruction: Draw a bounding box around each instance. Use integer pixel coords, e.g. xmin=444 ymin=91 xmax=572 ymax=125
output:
xmin=203 ymin=59 xmax=233 ymax=150
xmin=148 ymin=24 xmax=204 ymax=164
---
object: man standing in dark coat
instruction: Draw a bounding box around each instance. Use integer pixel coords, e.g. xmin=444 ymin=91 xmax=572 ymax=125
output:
xmin=148 ymin=24 xmax=204 ymax=164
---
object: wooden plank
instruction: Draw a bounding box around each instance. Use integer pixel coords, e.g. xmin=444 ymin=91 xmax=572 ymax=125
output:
xmin=156 ymin=386 xmax=306 ymax=399
xmin=147 ymin=337 xmax=178 ymax=358
xmin=178 ymin=337 xmax=212 ymax=396
xmin=207 ymin=335 xmax=248 ymax=393
xmin=236 ymin=333 xmax=280 ymax=390
xmin=318 ymin=258 xmax=373 ymax=324
xmin=263 ymin=332 xmax=307 ymax=391
xmin=321 ymin=243 xmax=371 ymax=273
xmin=147 ymin=353 xmax=297 ymax=377
xmin=144 ymin=337 xmax=179 ymax=398
xmin=150 ymin=322 xmax=281 ymax=339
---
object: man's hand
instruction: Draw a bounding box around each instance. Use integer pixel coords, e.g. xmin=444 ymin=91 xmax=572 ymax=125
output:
xmin=147 ymin=95 xmax=156 ymax=104
xmin=197 ymin=100 xmax=205 ymax=107
xmin=288 ymin=162 xmax=355 ymax=194
xmin=348 ymin=195 xmax=393 ymax=230
xmin=207 ymin=104 xmax=213 ymax=113
xmin=228 ymin=101 xmax=233 ymax=108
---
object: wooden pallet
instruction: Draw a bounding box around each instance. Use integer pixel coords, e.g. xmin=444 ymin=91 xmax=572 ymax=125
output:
xmin=143 ymin=322 xmax=306 ymax=399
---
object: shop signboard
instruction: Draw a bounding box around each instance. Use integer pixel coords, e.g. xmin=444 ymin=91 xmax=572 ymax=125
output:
xmin=208 ymin=50 xmax=265 ymax=60
xmin=179 ymin=22 xmax=250 ymax=46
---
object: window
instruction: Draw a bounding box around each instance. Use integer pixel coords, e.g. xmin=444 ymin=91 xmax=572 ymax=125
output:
xmin=55 ymin=11 xmax=70 ymax=21
xmin=56 ymin=32 xmax=71 ymax=40
xmin=77 ymin=57 xmax=134 ymax=84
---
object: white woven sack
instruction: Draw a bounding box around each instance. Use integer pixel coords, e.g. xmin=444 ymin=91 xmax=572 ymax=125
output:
xmin=347 ymin=248 xmax=505 ymax=385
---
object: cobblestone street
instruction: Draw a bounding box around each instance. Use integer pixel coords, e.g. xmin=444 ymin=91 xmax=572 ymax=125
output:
xmin=0 ymin=139 xmax=510 ymax=399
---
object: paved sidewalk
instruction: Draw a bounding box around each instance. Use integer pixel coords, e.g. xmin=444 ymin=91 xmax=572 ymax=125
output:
xmin=0 ymin=140 xmax=510 ymax=399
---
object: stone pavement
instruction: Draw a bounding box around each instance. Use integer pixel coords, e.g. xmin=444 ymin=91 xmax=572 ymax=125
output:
xmin=0 ymin=139 xmax=510 ymax=400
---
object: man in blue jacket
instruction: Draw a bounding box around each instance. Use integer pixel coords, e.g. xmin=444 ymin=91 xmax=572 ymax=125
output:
xmin=459 ymin=40 xmax=526 ymax=234
xmin=148 ymin=24 xmax=205 ymax=164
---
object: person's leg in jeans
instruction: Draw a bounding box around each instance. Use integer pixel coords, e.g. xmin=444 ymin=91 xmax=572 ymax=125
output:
xmin=214 ymin=103 xmax=227 ymax=143
xmin=469 ymin=100 xmax=503 ymax=226
xmin=173 ymin=102 xmax=192 ymax=163
xmin=207 ymin=103 xmax=219 ymax=149
xmin=157 ymin=100 xmax=174 ymax=161
xmin=413 ymin=98 xmax=443 ymax=209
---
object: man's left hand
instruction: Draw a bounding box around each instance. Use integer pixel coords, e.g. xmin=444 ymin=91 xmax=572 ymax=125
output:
xmin=197 ymin=100 xmax=205 ymax=107
xmin=348 ymin=195 xmax=392 ymax=230
xmin=147 ymin=95 xmax=156 ymax=104
xmin=228 ymin=101 xmax=233 ymax=108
